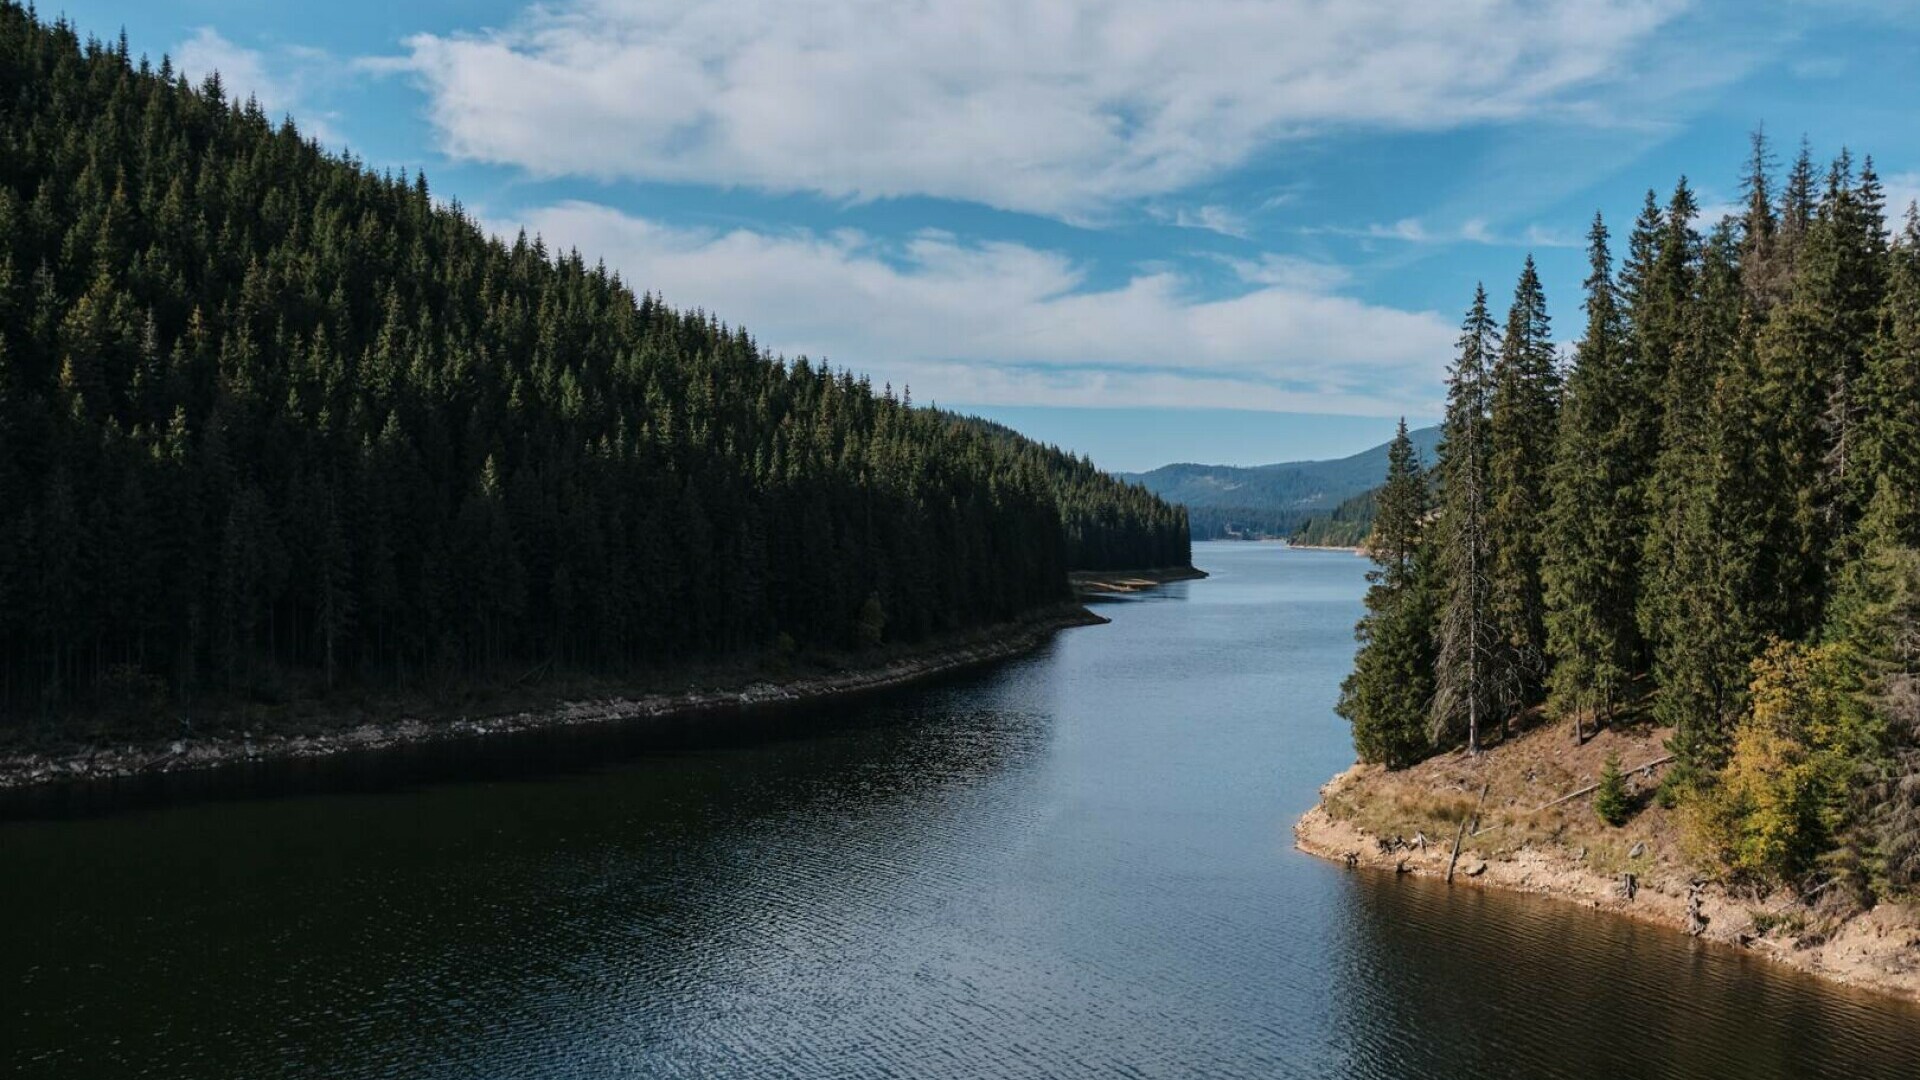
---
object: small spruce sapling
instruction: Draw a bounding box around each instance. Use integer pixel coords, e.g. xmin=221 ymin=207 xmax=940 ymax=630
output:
xmin=1595 ymin=753 xmax=1630 ymax=827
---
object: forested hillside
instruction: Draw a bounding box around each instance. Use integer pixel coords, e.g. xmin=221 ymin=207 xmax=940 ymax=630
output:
xmin=1340 ymin=135 xmax=1920 ymax=907
xmin=0 ymin=5 xmax=1186 ymax=724
xmin=949 ymin=415 xmax=1190 ymax=571
xmin=1126 ymin=426 xmax=1438 ymax=540
xmin=1287 ymin=487 xmax=1377 ymax=548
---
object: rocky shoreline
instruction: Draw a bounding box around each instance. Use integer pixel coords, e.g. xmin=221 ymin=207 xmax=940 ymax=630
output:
xmin=0 ymin=603 xmax=1113 ymax=794
xmin=1294 ymin=728 xmax=1920 ymax=1003
xmin=1069 ymin=564 xmax=1209 ymax=595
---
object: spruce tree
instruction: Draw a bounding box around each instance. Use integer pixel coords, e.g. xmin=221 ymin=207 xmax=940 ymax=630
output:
xmin=1545 ymin=215 xmax=1639 ymax=739
xmin=1337 ymin=419 xmax=1435 ymax=768
xmin=1647 ymin=226 xmax=1754 ymax=775
xmin=1753 ymin=151 xmax=1887 ymax=638
xmin=1630 ymin=179 xmax=1699 ymax=463
xmin=1636 ymin=179 xmax=1704 ymax=658
xmin=1432 ymin=287 xmax=1502 ymax=752
xmin=1859 ymin=205 xmax=1920 ymax=547
xmin=1595 ymin=753 xmax=1630 ymax=827
xmin=1739 ymin=127 xmax=1786 ymax=314
xmin=1487 ymin=257 xmax=1559 ymax=722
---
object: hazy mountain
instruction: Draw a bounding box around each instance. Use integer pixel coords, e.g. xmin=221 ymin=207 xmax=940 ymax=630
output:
xmin=1121 ymin=425 xmax=1440 ymax=539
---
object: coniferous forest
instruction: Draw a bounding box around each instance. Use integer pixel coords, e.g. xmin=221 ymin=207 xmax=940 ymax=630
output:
xmin=0 ymin=5 xmax=1188 ymax=727
xmin=1340 ymin=133 xmax=1920 ymax=903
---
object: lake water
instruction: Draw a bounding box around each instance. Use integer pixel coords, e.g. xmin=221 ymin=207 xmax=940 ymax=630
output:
xmin=6 ymin=542 xmax=1919 ymax=1078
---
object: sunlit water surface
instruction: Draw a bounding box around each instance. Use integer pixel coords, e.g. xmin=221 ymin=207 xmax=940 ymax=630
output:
xmin=6 ymin=543 xmax=1918 ymax=1078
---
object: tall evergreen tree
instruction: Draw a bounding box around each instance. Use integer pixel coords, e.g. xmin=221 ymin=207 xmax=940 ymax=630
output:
xmin=1626 ymin=180 xmax=1699 ymax=475
xmin=1753 ymin=151 xmax=1888 ymax=638
xmin=1545 ymin=215 xmax=1638 ymax=739
xmin=1431 ymin=287 xmax=1501 ymax=752
xmin=1487 ymin=256 xmax=1559 ymax=722
xmin=1739 ymin=127 xmax=1787 ymax=314
xmin=1859 ymin=205 xmax=1920 ymax=548
xmin=1636 ymin=179 xmax=1705 ymax=655
xmin=1337 ymin=419 xmax=1435 ymax=768
xmin=1647 ymin=226 xmax=1756 ymax=774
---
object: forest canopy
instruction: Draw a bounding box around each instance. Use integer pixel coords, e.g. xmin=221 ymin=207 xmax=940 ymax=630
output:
xmin=1339 ymin=133 xmax=1920 ymax=906
xmin=0 ymin=4 xmax=1187 ymax=724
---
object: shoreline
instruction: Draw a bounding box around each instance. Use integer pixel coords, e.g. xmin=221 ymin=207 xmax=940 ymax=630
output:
xmin=1069 ymin=564 xmax=1209 ymax=595
xmin=0 ymin=599 xmax=1129 ymax=795
xmin=1293 ymin=724 xmax=1920 ymax=1004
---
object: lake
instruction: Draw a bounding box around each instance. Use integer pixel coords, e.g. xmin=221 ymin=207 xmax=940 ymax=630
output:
xmin=5 ymin=542 xmax=1918 ymax=1078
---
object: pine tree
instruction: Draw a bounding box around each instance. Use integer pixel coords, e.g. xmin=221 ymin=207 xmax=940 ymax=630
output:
xmin=1637 ymin=180 xmax=1705 ymax=659
xmin=1859 ymin=205 xmax=1920 ymax=548
xmin=1647 ymin=226 xmax=1754 ymax=774
xmin=1829 ymin=483 xmax=1920 ymax=893
xmin=1753 ymin=151 xmax=1888 ymax=638
xmin=1368 ymin=418 xmax=1427 ymax=588
xmin=1487 ymin=257 xmax=1559 ymax=723
xmin=1595 ymin=753 xmax=1630 ymax=827
xmin=1779 ymin=137 xmax=1819 ymax=277
xmin=1432 ymin=287 xmax=1502 ymax=752
xmin=1739 ymin=127 xmax=1787 ymax=315
xmin=1338 ymin=419 xmax=1435 ymax=768
xmin=1545 ymin=215 xmax=1639 ymax=740
xmin=1628 ymin=179 xmax=1699 ymax=475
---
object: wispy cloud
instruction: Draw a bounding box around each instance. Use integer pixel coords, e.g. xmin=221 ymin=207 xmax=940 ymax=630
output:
xmin=1151 ymin=204 xmax=1252 ymax=239
xmin=175 ymin=28 xmax=346 ymax=146
xmin=494 ymin=201 xmax=1456 ymax=415
xmin=390 ymin=0 xmax=1691 ymax=219
xmin=1308 ymin=217 xmax=1580 ymax=248
xmin=1883 ymin=172 xmax=1920 ymax=218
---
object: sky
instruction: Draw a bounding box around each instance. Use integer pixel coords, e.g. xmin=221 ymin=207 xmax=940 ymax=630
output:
xmin=43 ymin=0 xmax=1920 ymax=470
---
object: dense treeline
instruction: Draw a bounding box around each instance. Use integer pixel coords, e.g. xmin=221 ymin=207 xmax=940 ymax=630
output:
xmin=1288 ymin=487 xmax=1378 ymax=548
xmin=0 ymin=6 xmax=1186 ymax=725
xmin=1341 ymin=132 xmax=1920 ymax=906
xmin=1185 ymin=506 xmax=1296 ymax=541
xmin=944 ymin=415 xmax=1190 ymax=571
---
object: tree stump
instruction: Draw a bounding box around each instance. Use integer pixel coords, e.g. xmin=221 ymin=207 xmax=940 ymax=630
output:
xmin=1686 ymin=883 xmax=1709 ymax=936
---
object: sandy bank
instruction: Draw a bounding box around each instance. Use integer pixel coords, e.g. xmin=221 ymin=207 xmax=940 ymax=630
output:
xmin=1070 ymin=565 xmax=1208 ymax=596
xmin=1294 ymin=720 xmax=1920 ymax=1002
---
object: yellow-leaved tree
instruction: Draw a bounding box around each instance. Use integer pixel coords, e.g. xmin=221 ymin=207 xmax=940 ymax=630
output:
xmin=1689 ymin=640 xmax=1878 ymax=887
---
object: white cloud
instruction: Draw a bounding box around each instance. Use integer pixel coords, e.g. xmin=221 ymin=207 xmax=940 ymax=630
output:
xmin=1883 ymin=172 xmax=1920 ymax=220
xmin=497 ymin=201 xmax=1455 ymax=415
xmin=1153 ymin=204 xmax=1251 ymax=239
xmin=395 ymin=0 xmax=1689 ymax=218
xmin=1218 ymin=253 xmax=1352 ymax=291
xmin=1690 ymin=200 xmax=1745 ymax=228
xmin=1315 ymin=217 xmax=1579 ymax=248
xmin=175 ymin=28 xmax=345 ymax=146
xmin=177 ymin=29 xmax=283 ymax=108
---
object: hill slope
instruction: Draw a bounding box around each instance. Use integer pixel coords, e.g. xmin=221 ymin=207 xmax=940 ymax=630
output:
xmin=0 ymin=5 xmax=1184 ymax=723
xmin=1122 ymin=425 xmax=1439 ymax=539
xmin=1287 ymin=486 xmax=1379 ymax=548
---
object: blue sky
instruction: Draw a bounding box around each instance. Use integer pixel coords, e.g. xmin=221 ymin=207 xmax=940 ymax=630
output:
xmin=45 ymin=0 xmax=1920 ymax=470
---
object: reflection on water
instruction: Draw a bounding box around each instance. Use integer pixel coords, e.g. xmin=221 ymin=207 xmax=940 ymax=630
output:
xmin=5 ymin=543 xmax=1918 ymax=1079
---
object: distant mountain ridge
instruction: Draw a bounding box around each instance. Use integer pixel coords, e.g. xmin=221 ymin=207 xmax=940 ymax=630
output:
xmin=1121 ymin=425 xmax=1439 ymax=540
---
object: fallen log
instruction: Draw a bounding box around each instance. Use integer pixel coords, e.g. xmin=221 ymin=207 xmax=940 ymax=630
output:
xmin=1447 ymin=782 xmax=1490 ymax=883
xmin=1532 ymin=754 xmax=1674 ymax=812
